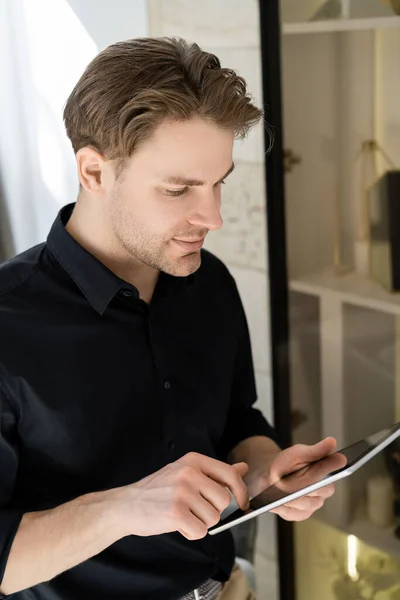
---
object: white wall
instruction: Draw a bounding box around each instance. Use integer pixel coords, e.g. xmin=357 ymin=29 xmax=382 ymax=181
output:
xmin=147 ymin=0 xmax=278 ymax=591
xmin=149 ymin=0 xmax=274 ymax=419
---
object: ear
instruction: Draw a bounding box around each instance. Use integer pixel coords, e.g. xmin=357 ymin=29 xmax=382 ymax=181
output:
xmin=76 ymin=147 xmax=107 ymax=195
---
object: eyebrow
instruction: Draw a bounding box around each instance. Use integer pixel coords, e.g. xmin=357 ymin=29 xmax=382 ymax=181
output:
xmin=163 ymin=163 xmax=235 ymax=187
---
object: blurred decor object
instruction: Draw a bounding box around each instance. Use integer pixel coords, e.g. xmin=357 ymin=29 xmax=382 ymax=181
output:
xmin=283 ymin=148 xmax=302 ymax=174
xmin=333 ymin=140 xmax=397 ymax=278
xmin=290 ymin=408 xmax=308 ymax=431
xmin=310 ymin=0 xmax=342 ymax=20
xmin=310 ymin=0 xmax=400 ymax=20
xmin=368 ymin=170 xmax=400 ymax=292
xmin=382 ymin=0 xmax=400 ymax=16
xmin=320 ymin=546 xmax=400 ymax=600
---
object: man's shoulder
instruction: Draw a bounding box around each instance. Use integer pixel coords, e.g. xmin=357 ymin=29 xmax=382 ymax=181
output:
xmin=0 ymin=243 xmax=46 ymax=301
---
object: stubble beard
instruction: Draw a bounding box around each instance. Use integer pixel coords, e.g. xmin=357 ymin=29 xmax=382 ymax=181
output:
xmin=109 ymin=193 xmax=202 ymax=277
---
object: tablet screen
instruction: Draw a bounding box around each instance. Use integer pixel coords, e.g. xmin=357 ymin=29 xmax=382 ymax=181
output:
xmin=209 ymin=424 xmax=400 ymax=534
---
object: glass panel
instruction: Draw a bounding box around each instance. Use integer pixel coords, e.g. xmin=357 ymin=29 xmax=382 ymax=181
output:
xmin=280 ymin=6 xmax=400 ymax=598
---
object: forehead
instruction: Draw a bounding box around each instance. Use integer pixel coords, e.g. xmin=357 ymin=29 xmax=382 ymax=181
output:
xmin=128 ymin=117 xmax=235 ymax=178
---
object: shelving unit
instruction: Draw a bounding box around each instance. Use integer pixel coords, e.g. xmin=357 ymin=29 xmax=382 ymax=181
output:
xmin=277 ymin=2 xmax=400 ymax=596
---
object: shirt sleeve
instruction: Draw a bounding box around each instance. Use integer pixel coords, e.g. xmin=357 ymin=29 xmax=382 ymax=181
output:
xmin=0 ymin=374 xmax=24 ymax=591
xmin=217 ymin=279 xmax=280 ymax=459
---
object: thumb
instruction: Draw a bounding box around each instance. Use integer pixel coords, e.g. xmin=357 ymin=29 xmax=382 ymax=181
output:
xmin=270 ymin=438 xmax=338 ymax=481
xmin=232 ymin=462 xmax=249 ymax=479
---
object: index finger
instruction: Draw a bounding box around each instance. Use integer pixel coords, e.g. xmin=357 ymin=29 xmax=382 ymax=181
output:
xmin=192 ymin=454 xmax=250 ymax=510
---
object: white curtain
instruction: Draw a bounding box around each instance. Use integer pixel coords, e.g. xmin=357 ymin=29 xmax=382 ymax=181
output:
xmin=0 ymin=0 xmax=98 ymax=255
xmin=0 ymin=0 xmax=148 ymax=257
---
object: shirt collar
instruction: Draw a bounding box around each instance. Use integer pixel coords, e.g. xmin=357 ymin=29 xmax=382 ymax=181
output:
xmin=47 ymin=203 xmax=193 ymax=315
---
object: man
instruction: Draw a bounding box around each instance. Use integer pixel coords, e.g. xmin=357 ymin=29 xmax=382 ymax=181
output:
xmin=0 ymin=37 xmax=336 ymax=600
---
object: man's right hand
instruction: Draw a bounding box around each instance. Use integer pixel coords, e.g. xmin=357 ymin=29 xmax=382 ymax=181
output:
xmin=119 ymin=452 xmax=250 ymax=540
xmin=0 ymin=452 xmax=249 ymax=595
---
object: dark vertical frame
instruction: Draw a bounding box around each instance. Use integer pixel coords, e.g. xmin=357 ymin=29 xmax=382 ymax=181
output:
xmin=258 ymin=1 xmax=295 ymax=600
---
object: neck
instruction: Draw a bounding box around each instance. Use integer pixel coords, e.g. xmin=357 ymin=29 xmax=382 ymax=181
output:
xmin=66 ymin=199 xmax=159 ymax=303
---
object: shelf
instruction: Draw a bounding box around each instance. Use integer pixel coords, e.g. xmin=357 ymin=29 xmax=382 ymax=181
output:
xmin=283 ymin=16 xmax=400 ymax=35
xmin=290 ymin=267 xmax=400 ymax=316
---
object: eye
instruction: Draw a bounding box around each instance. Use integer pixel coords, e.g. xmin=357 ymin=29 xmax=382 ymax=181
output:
xmin=216 ymin=179 xmax=226 ymax=186
xmin=165 ymin=187 xmax=188 ymax=197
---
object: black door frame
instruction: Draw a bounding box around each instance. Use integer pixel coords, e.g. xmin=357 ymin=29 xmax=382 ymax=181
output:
xmin=258 ymin=2 xmax=294 ymax=599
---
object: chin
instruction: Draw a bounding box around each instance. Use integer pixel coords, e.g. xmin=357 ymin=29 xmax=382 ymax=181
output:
xmin=164 ymin=252 xmax=202 ymax=277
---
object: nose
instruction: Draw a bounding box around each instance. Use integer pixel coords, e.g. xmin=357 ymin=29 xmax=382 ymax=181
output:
xmin=188 ymin=192 xmax=223 ymax=232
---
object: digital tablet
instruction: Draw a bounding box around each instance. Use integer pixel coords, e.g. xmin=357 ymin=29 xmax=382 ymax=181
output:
xmin=208 ymin=423 xmax=400 ymax=536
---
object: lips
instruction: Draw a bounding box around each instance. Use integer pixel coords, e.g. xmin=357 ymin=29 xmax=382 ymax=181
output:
xmin=173 ymin=238 xmax=205 ymax=252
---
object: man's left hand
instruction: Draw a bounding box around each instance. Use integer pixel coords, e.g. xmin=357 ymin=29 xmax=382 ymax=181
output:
xmin=254 ymin=437 xmax=346 ymax=522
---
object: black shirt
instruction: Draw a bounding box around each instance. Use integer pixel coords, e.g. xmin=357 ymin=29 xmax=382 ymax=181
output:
xmin=0 ymin=204 xmax=277 ymax=600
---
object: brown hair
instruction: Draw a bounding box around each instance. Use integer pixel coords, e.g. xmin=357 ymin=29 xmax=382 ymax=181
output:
xmin=63 ymin=37 xmax=265 ymax=171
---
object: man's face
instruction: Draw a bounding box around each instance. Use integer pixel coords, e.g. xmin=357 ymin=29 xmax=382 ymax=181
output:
xmin=105 ymin=117 xmax=235 ymax=277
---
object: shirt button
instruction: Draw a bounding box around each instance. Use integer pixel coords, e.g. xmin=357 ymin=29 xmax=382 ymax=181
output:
xmin=168 ymin=440 xmax=176 ymax=451
xmin=122 ymin=289 xmax=132 ymax=297
xmin=164 ymin=380 xmax=171 ymax=390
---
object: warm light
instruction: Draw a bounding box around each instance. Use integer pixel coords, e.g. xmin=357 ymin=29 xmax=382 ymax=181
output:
xmin=347 ymin=535 xmax=359 ymax=581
